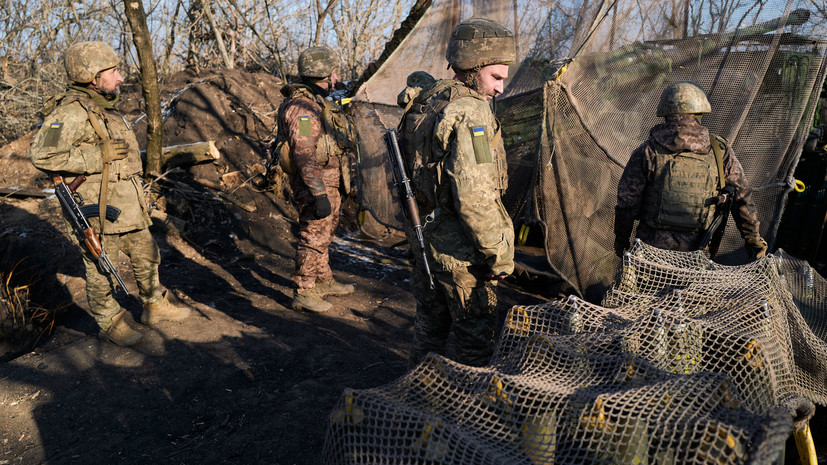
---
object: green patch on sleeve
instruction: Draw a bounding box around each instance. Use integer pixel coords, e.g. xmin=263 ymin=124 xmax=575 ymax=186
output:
xmin=42 ymin=122 xmax=63 ymax=148
xmin=470 ymin=126 xmax=492 ymax=164
xmin=299 ymin=116 xmax=311 ymax=137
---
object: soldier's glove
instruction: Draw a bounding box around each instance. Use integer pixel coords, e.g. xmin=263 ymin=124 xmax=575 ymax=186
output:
xmin=745 ymin=236 xmax=768 ymax=259
xmin=99 ymin=139 xmax=128 ymax=163
xmin=313 ymin=193 xmax=332 ymax=219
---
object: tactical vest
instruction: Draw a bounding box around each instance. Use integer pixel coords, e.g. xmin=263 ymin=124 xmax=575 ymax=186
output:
xmin=57 ymin=93 xmax=143 ymax=181
xmin=276 ymin=84 xmax=355 ymax=176
xmin=38 ymin=89 xmax=150 ymax=234
xmin=641 ymin=139 xmax=722 ymax=232
xmin=398 ymin=79 xmax=508 ymax=212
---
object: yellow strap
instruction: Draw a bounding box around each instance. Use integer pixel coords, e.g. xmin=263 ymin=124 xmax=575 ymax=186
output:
xmin=709 ymin=133 xmax=726 ymax=190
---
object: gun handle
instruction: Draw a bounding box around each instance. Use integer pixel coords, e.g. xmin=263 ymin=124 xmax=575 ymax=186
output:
xmin=67 ymin=175 xmax=87 ymax=193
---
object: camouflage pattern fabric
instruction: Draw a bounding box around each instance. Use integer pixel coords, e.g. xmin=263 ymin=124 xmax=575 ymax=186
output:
xmin=278 ymin=85 xmax=346 ymax=290
xmin=615 ymin=114 xmax=763 ymax=253
xmin=656 ymin=81 xmax=712 ymax=117
xmin=30 ymin=86 xmax=162 ymax=328
xmin=400 ymin=77 xmax=515 ymax=367
xmin=409 ymin=262 xmax=498 ymax=368
xmin=445 ymin=18 xmax=516 ymax=71
xmin=63 ymin=41 xmax=120 ymax=84
xmin=293 ymin=186 xmax=342 ymax=290
xmin=81 ymin=229 xmax=163 ymax=327
xmin=31 ymin=87 xmax=150 ymax=233
xmin=298 ymin=46 xmax=338 ymax=79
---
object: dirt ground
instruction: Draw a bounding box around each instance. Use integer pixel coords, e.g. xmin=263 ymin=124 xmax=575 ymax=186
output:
xmin=0 ymin=68 xmax=557 ymax=464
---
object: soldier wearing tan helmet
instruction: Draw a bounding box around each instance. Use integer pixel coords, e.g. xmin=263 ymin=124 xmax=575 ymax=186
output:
xmin=30 ymin=41 xmax=190 ymax=346
xmin=276 ymin=45 xmax=358 ymax=312
xmin=614 ymin=81 xmax=767 ymax=258
xmin=397 ymin=18 xmax=516 ymax=367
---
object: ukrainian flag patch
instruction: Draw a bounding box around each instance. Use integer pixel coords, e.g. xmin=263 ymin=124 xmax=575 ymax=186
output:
xmin=43 ymin=122 xmax=63 ymax=148
xmin=470 ymin=125 xmax=492 ymax=164
xmin=299 ymin=115 xmax=311 ymax=137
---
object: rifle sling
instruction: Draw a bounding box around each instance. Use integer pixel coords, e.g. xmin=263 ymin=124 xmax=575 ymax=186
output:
xmin=705 ymin=134 xmax=728 ymax=254
xmin=709 ymin=134 xmax=726 ymax=190
xmin=85 ymin=108 xmax=112 ymax=239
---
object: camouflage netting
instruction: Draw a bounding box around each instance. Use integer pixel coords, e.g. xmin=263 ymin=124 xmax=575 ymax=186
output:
xmin=324 ymin=240 xmax=827 ymax=463
xmin=352 ymin=0 xmax=827 ymax=299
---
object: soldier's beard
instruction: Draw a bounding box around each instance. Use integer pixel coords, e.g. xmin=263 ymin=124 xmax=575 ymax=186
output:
xmin=98 ymin=87 xmax=121 ymax=101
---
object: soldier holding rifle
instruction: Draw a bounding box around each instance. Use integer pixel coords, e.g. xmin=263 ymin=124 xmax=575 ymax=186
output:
xmin=395 ymin=18 xmax=516 ymax=367
xmin=31 ymin=41 xmax=189 ymax=347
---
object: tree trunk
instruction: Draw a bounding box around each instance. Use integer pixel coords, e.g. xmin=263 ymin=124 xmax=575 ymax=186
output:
xmin=201 ymin=0 xmax=234 ymax=69
xmin=124 ymin=0 xmax=164 ymax=178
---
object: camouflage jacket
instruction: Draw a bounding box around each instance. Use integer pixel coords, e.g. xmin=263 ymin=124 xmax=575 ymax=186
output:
xmin=30 ymin=86 xmax=151 ymax=233
xmin=615 ymin=114 xmax=762 ymax=251
xmin=398 ymin=74 xmax=514 ymax=275
xmin=277 ymin=83 xmax=353 ymax=198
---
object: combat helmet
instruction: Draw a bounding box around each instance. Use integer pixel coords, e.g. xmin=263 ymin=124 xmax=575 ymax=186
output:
xmin=64 ymin=41 xmax=120 ymax=84
xmin=446 ymin=17 xmax=516 ymax=71
xmin=656 ymin=81 xmax=712 ymax=117
xmin=298 ymin=46 xmax=338 ymax=79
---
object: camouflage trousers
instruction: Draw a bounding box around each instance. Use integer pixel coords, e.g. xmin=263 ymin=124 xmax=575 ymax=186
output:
xmin=293 ymin=186 xmax=341 ymax=290
xmin=80 ymin=227 xmax=163 ymax=328
xmin=409 ymin=263 xmax=498 ymax=368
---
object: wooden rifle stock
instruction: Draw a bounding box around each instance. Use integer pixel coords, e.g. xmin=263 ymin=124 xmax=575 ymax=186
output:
xmin=384 ymin=129 xmax=434 ymax=289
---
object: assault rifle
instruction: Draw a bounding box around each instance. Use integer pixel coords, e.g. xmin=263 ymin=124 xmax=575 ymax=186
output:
xmin=52 ymin=175 xmax=129 ymax=295
xmin=699 ymin=185 xmax=735 ymax=257
xmin=384 ymin=128 xmax=434 ymax=289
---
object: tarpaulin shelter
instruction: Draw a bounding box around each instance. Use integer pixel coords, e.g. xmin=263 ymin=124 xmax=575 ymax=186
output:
xmin=352 ymin=0 xmax=827 ymax=300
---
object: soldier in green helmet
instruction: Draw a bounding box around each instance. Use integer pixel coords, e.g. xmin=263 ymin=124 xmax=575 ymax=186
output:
xmin=276 ymin=45 xmax=358 ymax=312
xmin=614 ymin=81 xmax=768 ymax=258
xmin=30 ymin=41 xmax=190 ymax=347
xmin=397 ymin=18 xmax=516 ymax=367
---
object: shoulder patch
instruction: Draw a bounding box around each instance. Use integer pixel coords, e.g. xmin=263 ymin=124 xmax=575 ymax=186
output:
xmin=299 ymin=115 xmax=311 ymax=137
xmin=470 ymin=125 xmax=492 ymax=164
xmin=42 ymin=122 xmax=63 ymax=148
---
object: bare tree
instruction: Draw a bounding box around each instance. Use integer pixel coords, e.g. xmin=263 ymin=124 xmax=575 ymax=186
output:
xmin=124 ymin=0 xmax=164 ymax=177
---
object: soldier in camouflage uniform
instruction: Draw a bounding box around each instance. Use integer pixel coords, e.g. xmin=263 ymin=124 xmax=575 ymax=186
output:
xmin=614 ymin=81 xmax=768 ymax=258
xmin=398 ymin=18 xmax=515 ymax=367
xmin=31 ymin=41 xmax=190 ymax=347
xmin=277 ymin=46 xmax=357 ymax=312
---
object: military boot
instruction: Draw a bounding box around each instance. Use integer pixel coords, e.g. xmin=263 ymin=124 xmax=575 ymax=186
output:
xmin=141 ymin=293 xmax=191 ymax=326
xmin=291 ymin=288 xmax=332 ymax=312
xmin=315 ymin=278 xmax=355 ymax=297
xmin=99 ymin=310 xmax=143 ymax=347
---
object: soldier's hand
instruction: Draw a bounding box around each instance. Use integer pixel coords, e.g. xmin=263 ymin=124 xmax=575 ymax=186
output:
xmin=746 ymin=237 xmax=768 ymax=259
xmin=313 ymin=193 xmax=332 ymax=219
xmin=99 ymin=139 xmax=128 ymax=163
xmin=485 ymin=272 xmax=508 ymax=281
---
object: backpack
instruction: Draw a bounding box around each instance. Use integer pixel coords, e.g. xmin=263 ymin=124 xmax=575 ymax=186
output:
xmin=397 ymin=75 xmax=476 ymax=211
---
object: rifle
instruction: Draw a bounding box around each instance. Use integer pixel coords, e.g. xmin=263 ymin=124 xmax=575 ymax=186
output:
xmin=699 ymin=185 xmax=735 ymax=257
xmin=383 ymin=128 xmax=434 ymax=289
xmin=52 ymin=175 xmax=130 ymax=295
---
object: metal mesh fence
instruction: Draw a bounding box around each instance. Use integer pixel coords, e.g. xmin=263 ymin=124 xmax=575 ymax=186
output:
xmin=323 ymin=240 xmax=827 ymax=463
xmin=351 ymin=0 xmax=827 ymax=297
